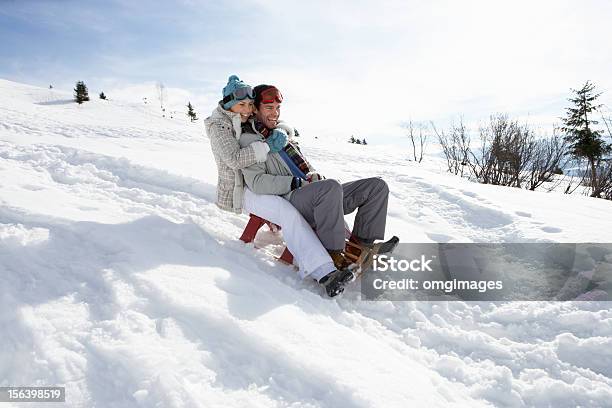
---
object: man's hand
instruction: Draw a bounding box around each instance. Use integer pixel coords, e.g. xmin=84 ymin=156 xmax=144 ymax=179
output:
xmin=266 ymin=129 xmax=288 ymax=153
xmin=291 ymin=177 xmax=310 ymax=190
xmin=306 ymin=172 xmax=325 ymax=182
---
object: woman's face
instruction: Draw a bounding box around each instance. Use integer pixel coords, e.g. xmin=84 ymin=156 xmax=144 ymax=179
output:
xmin=230 ymin=99 xmax=254 ymax=122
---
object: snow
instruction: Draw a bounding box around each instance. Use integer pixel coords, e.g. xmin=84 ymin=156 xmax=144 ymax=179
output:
xmin=1 ymin=78 xmax=611 ymax=407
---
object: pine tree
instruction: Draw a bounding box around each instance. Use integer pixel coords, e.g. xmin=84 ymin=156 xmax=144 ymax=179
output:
xmin=99 ymin=92 xmax=107 ymax=100
xmin=187 ymin=102 xmax=198 ymax=122
xmin=362 ymin=138 xmax=367 ymax=145
xmin=74 ymin=81 xmax=90 ymax=104
xmin=355 ymin=139 xmax=362 ymax=145
xmin=561 ymin=81 xmax=611 ymax=197
xmin=349 ymin=135 xmax=356 ymax=144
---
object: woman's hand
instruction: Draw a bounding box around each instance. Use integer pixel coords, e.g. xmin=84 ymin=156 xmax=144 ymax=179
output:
xmin=251 ymin=141 xmax=270 ymax=163
xmin=266 ymin=129 xmax=288 ymax=153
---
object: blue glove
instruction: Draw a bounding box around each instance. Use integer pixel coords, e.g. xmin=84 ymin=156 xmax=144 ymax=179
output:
xmin=266 ymin=129 xmax=288 ymax=153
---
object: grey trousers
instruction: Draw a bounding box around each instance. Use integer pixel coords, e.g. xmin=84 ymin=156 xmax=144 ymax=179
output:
xmin=288 ymin=177 xmax=389 ymax=251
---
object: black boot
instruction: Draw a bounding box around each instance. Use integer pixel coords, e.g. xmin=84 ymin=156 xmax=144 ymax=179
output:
xmin=319 ymin=269 xmax=355 ymax=297
xmin=351 ymin=235 xmax=400 ymax=254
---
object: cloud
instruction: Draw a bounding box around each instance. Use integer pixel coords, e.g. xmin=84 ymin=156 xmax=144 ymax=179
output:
xmin=2 ymin=0 xmax=612 ymax=143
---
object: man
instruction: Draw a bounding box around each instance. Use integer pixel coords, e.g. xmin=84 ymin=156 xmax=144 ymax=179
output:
xmin=238 ymin=84 xmax=396 ymax=296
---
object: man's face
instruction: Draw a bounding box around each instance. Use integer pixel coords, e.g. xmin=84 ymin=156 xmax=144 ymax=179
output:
xmin=255 ymin=101 xmax=281 ymax=129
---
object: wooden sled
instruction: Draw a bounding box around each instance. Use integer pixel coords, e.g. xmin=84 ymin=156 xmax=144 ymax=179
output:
xmin=239 ymin=214 xmax=372 ymax=274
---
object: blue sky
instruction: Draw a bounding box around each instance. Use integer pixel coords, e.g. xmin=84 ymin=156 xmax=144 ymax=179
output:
xmin=2 ymin=0 xmax=612 ymax=144
xmin=1 ymin=1 xmax=249 ymax=87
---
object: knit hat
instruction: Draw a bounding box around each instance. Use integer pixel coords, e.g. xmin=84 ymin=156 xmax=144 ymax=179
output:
xmin=222 ymin=75 xmax=253 ymax=110
xmin=253 ymin=84 xmax=283 ymax=108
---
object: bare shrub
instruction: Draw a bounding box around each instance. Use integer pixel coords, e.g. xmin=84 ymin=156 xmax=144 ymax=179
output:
xmin=431 ymin=119 xmax=470 ymax=176
xmin=403 ymin=121 xmax=428 ymax=163
xmin=600 ymin=160 xmax=612 ymax=200
xmin=473 ymin=114 xmax=535 ymax=188
xmin=433 ymin=114 xmax=574 ymax=193
xmin=526 ymin=130 xmax=569 ymax=191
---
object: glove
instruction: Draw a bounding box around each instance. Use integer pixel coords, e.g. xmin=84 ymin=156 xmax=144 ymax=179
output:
xmin=291 ymin=177 xmax=310 ymax=190
xmin=306 ymin=172 xmax=324 ymax=182
xmin=251 ymin=141 xmax=270 ymax=163
xmin=266 ymin=129 xmax=288 ymax=153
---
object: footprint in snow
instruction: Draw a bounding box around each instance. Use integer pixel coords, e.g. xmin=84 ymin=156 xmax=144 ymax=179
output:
xmin=515 ymin=211 xmax=532 ymax=218
xmin=541 ymin=226 xmax=562 ymax=233
xmin=460 ymin=190 xmax=478 ymax=198
xmin=426 ymin=232 xmax=455 ymax=243
xmin=21 ymin=184 xmax=45 ymax=191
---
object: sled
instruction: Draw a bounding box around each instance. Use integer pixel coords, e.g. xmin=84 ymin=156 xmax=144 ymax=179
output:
xmin=239 ymin=214 xmax=295 ymax=264
xmin=239 ymin=214 xmax=396 ymax=277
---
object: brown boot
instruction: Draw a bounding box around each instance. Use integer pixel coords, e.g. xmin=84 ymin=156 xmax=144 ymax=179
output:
xmin=328 ymin=250 xmax=353 ymax=271
xmin=349 ymin=234 xmax=375 ymax=248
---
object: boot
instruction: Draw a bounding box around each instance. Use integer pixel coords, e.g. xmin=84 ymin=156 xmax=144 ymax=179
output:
xmin=351 ymin=235 xmax=400 ymax=254
xmin=319 ymin=269 xmax=355 ymax=297
xmin=328 ymin=250 xmax=353 ymax=271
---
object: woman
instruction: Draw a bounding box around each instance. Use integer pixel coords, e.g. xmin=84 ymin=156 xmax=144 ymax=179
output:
xmin=204 ymin=75 xmax=346 ymax=297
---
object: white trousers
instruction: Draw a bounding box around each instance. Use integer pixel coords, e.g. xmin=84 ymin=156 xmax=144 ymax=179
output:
xmin=243 ymin=188 xmax=334 ymax=280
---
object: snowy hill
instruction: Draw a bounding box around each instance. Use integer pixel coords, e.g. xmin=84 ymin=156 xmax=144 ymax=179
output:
xmin=1 ymin=78 xmax=612 ymax=407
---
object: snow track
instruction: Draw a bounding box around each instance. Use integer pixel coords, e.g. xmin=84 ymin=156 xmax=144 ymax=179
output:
xmin=1 ymin=79 xmax=612 ymax=407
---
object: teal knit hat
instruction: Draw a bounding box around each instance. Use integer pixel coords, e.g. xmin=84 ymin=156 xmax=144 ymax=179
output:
xmin=222 ymin=75 xmax=253 ymax=110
